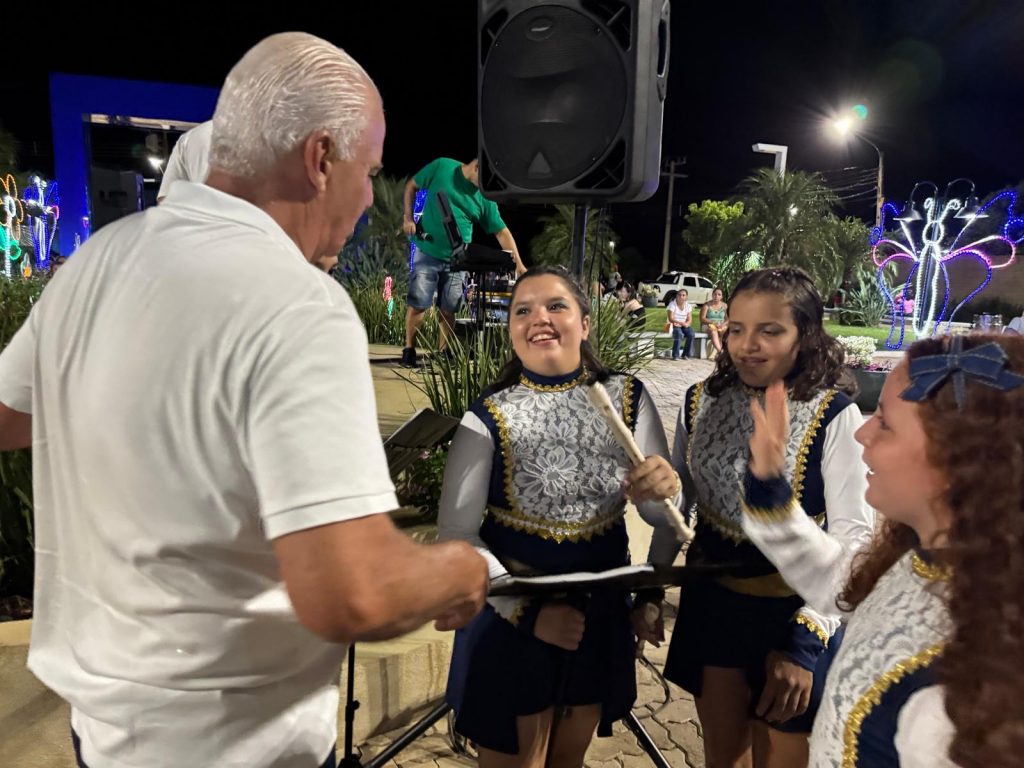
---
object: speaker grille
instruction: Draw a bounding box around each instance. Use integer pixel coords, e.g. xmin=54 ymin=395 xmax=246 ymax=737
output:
xmin=480 ymin=5 xmax=628 ymax=190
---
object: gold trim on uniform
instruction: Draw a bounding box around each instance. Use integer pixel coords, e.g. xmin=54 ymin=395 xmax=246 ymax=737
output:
xmin=484 ymin=394 xmax=626 ymax=543
xmin=485 ymin=398 xmax=517 ymax=517
xmin=685 ymin=382 xmax=705 ymax=470
xmin=795 ymin=613 xmax=830 ymax=647
xmin=740 ymin=496 xmax=799 ymax=523
xmin=507 ymin=600 xmax=529 ymax=627
xmin=622 ymin=376 xmax=636 ymax=430
xmin=792 ymin=390 xmax=836 ymax=505
xmin=695 ymin=503 xmax=746 ymax=543
xmin=716 ymin=571 xmax=797 ymax=598
xmin=841 ymin=643 xmax=944 ymax=768
xmin=518 ymin=368 xmax=589 ymax=392
xmin=486 ymin=504 xmax=625 ymax=544
xmin=911 ymin=552 xmax=952 ymax=582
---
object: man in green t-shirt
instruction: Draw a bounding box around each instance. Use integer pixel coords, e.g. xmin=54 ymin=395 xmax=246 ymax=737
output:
xmin=400 ymin=158 xmax=524 ymax=367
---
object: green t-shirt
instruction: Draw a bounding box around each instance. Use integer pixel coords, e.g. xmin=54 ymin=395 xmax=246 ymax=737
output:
xmin=411 ymin=158 xmax=506 ymax=261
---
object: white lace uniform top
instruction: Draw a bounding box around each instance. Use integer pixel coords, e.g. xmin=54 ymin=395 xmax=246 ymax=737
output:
xmin=437 ymin=371 xmax=680 ymax=620
xmin=742 ymin=492 xmax=957 ymax=767
xmin=660 ymin=383 xmax=876 ymax=642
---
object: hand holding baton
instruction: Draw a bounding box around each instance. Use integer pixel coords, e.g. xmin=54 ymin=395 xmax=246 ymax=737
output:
xmin=585 ymin=382 xmax=695 ymax=544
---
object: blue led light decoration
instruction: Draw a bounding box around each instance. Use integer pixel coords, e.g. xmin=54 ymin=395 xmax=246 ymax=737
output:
xmin=871 ymin=179 xmax=1023 ymax=350
xmin=408 ymin=188 xmax=428 ymax=272
xmin=21 ymin=176 xmax=60 ymax=272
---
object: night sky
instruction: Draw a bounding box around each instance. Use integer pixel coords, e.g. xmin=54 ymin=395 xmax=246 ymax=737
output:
xmin=2 ymin=0 xmax=1022 ymax=268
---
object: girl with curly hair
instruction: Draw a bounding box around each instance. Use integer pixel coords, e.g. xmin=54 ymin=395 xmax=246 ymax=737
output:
xmin=742 ymin=332 xmax=1024 ymax=766
xmin=659 ymin=266 xmax=876 ymax=767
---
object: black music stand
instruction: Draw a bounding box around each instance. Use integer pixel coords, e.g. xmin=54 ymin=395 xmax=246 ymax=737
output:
xmin=340 ymin=563 xmax=759 ymax=768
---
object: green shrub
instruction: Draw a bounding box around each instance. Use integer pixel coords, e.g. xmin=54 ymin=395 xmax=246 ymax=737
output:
xmin=838 ymin=267 xmax=889 ymax=327
xmin=0 ymin=275 xmax=45 ymax=602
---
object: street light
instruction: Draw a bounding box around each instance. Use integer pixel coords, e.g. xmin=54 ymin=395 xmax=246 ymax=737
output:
xmin=752 ymin=143 xmax=788 ymax=177
xmin=829 ymin=111 xmax=884 ymax=228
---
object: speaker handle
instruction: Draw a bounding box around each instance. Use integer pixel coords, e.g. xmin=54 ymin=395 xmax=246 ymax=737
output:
xmin=656 ymin=0 xmax=671 ymax=102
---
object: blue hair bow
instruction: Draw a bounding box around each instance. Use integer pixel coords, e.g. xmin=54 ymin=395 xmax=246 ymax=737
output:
xmin=900 ymin=335 xmax=1024 ymax=409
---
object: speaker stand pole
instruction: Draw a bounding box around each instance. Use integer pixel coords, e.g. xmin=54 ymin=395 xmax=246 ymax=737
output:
xmin=570 ymin=204 xmax=588 ymax=282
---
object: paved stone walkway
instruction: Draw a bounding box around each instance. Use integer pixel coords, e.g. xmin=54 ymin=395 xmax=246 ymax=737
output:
xmin=358 ymin=358 xmax=716 ymax=768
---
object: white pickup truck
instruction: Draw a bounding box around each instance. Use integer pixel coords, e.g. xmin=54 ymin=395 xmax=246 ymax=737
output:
xmin=639 ymin=272 xmax=715 ymax=305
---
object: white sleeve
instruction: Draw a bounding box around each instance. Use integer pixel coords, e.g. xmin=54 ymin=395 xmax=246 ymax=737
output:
xmin=158 ymin=135 xmax=190 ymax=199
xmin=0 ymin=304 xmax=37 ymax=413
xmin=741 ymin=402 xmax=875 ymax=618
xmin=245 ymin=301 xmax=398 ymax=540
xmin=894 ymin=686 xmax=958 ymax=768
xmin=646 ymin=400 xmax=689 ymax=565
xmin=633 ymin=386 xmax=683 ymax=525
xmin=436 ymin=411 xmax=524 ymax=621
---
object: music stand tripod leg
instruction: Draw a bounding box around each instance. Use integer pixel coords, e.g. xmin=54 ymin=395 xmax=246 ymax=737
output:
xmin=363 ymin=702 xmax=451 ymax=768
xmin=622 ymin=711 xmax=674 ymax=768
xmin=338 ymin=644 xmax=363 ymax=768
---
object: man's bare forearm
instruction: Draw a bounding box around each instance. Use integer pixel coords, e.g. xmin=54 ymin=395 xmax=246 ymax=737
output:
xmin=351 ymin=538 xmax=486 ymax=641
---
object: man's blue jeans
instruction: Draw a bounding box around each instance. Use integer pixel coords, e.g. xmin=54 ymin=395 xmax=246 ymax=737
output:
xmin=672 ymin=326 xmax=695 ymax=358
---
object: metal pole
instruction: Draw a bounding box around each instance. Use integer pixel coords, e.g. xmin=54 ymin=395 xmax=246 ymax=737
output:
xmin=876 ymin=148 xmax=885 ymax=229
xmin=570 ymin=204 xmax=588 ymax=281
xmin=661 ymin=158 xmax=676 ymax=274
xmin=860 ymin=136 xmax=884 ymax=228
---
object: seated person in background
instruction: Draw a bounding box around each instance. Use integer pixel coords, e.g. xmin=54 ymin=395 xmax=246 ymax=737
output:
xmin=617 ymin=282 xmax=647 ymax=329
xmin=699 ymin=287 xmax=728 ymax=355
xmin=667 ymin=290 xmax=695 ymax=360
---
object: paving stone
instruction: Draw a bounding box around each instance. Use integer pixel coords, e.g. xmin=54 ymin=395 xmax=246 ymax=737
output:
xmin=587 ymin=758 xmax=624 ymax=768
xmin=666 ymin=720 xmax=705 ymax=766
xmin=655 ymin=696 xmax=699 ymax=724
xmin=621 ymin=746 xmax=690 ymax=768
xmin=434 ymin=756 xmax=475 ymax=767
xmin=586 ymin=728 xmax=646 ymax=761
xmin=635 ymin=718 xmax=676 ymax=752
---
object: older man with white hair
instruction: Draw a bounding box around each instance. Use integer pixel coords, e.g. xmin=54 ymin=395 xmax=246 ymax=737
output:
xmin=0 ymin=32 xmax=488 ymax=768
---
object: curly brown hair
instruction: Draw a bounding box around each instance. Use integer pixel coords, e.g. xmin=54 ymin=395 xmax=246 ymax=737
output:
xmin=838 ymin=333 xmax=1024 ymax=767
xmin=704 ymin=266 xmax=856 ymax=401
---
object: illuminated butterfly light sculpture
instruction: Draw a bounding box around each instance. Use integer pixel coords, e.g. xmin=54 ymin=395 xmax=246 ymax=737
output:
xmin=21 ymin=176 xmax=60 ymax=274
xmin=1 ymin=174 xmax=25 ymax=278
xmin=871 ymin=179 xmax=1024 ymax=350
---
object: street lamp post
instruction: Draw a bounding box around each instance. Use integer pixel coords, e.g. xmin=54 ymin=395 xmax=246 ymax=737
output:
xmin=752 ymin=143 xmax=789 ymax=177
xmin=831 ymin=116 xmax=884 ymax=228
xmin=660 ymin=157 xmax=687 ymax=274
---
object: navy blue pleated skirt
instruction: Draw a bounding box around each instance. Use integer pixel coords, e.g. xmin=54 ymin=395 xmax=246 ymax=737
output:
xmin=664 ymin=578 xmax=843 ymax=734
xmin=446 ymin=591 xmax=637 ymax=755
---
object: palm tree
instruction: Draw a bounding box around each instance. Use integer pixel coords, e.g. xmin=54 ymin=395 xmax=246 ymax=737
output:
xmin=733 ymin=169 xmax=850 ymax=296
xmin=337 ymin=175 xmax=411 ymax=287
xmin=528 ymin=204 xmax=619 ymax=279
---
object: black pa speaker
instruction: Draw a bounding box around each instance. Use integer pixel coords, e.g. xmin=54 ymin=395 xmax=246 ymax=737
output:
xmin=478 ymin=0 xmax=670 ymax=204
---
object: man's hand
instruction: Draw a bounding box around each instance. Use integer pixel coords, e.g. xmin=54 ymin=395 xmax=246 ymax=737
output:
xmin=534 ymin=602 xmax=586 ymax=650
xmin=749 ymin=379 xmax=789 ymax=479
xmin=402 ymin=219 xmax=416 ymax=237
xmin=433 ymin=545 xmax=489 ymax=631
xmin=623 ymin=455 xmax=679 ymax=504
xmin=630 ymin=600 xmax=665 ymax=647
xmin=755 ymin=650 xmax=813 ymax=724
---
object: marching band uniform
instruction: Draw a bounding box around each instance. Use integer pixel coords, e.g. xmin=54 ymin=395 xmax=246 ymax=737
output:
xmin=740 ymin=471 xmax=956 ymax=767
xmin=662 ymin=381 xmax=875 ymax=732
xmin=437 ymin=367 xmax=677 ymax=754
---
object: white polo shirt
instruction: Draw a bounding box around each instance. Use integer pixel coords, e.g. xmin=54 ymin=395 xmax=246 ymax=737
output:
xmin=157 ymin=121 xmax=212 ymax=198
xmin=0 ymin=181 xmax=398 ymax=767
